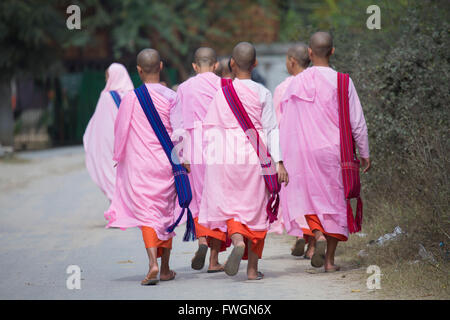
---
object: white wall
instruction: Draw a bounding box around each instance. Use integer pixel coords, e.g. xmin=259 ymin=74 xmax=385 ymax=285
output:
xmin=254 ymin=43 xmax=295 ymax=94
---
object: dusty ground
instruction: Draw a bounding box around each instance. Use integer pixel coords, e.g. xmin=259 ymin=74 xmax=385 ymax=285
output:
xmin=0 ymin=146 xmax=384 ymax=299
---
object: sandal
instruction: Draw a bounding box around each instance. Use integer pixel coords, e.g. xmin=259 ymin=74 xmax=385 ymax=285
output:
xmin=311 ymin=241 xmax=326 ymax=268
xmin=191 ymin=244 xmax=208 ymax=270
xmin=291 ymin=238 xmax=305 ymax=257
xmin=248 ymin=271 xmax=264 ymax=280
xmin=224 ymin=245 xmax=245 ymax=276
xmin=141 ymin=268 xmax=159 ymax=286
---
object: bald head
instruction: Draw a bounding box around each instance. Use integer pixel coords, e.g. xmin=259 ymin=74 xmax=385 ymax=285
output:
xmin=194 ymin=47 xmax=217 ymax=67
xmin=231 ymin=42 xmax=256 ymax=71
xmin=214 ymin=57 xmax=232 ymax=77
xmin=287 ymin=42 xmax=310 ymax=68
xmin=137 ymin=48 xmax=161 ymax=74
xmin=309 ymin=32 xmax=333 ymax=58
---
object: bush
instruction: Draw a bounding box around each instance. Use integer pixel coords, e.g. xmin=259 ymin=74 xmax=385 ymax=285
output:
xmin=330 ymin=1 xmax=449 ymax=297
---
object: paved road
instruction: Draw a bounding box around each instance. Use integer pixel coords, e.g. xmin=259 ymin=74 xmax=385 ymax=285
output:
xmin=0 ymin=146 xmax=374 ymax=299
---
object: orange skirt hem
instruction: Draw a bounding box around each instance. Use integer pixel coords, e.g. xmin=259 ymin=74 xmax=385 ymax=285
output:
xmin=226 ymin=219 xmax=267 ymax=260
xmin=141 ymin=226 xmax=173 ymax=258
xmin=194 ymin=218 xmax=228 ymax=252
xmin=305 ymin=215 xmax=348 ymax=242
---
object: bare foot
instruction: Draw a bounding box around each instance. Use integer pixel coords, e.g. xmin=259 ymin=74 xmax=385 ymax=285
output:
xmin=324 ymin=264 xmax=341 ymax=273
xmin=247 ymin=271 xmax=264 ymax=280
xmin=141 ymin=264 xmax=159 ymax=285
xmin=160 ymin=270 xmax=176 ymax=281
xmin=207 ymin=263 xmax=224 ymax=272
xmin=304 ymin=245 xmax=314 ymax=259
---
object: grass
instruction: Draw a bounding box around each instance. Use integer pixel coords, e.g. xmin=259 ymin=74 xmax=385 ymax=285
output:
xmin=340 ymin=198 xmax=450 ymax=299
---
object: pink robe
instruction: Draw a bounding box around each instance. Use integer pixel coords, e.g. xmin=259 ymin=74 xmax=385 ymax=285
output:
xmin=270 ymin=74 xmax=310 ymax=236
xmin=104 ymin=83 xmax=178 ymax=241
xmin=83 ymin=63 xmax=134 ymax=201
xmin=273 ymin=75 xmax=294 ymax=125
xmin=267 ymin=76 xmax=293 ymax=235
xmin=175 ymin=72 xmax=221 ymax=218
xmin=198 ymin=79 xmax=270 ymax=232
xmin=279 ymin=66 xmax=369 ymax=237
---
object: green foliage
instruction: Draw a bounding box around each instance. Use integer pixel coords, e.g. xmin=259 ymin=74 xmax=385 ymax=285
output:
xmin=280 ymin=0 xmax=450 ymax=288
xmin=359 ymin=2 xmax=450 ymax=250
xmin=0 ymin=0 xmax=231 ymax=81
xmin=78 ymin=0 xmax=237 ymax=80
xmin=0 ymin=0 xmax=80 ymax=80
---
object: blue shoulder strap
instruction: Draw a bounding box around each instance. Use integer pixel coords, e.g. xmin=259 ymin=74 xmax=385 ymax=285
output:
xmin=134 ymin=84 xmax=195 ymax=241
xmin=109 ymin=90 xmax=122 ymax=108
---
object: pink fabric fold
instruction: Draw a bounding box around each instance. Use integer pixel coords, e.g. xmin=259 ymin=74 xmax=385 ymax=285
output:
xmin=269 ymin=75 xmax=310 ymax=236
xmin=273 ymin=75 xmax=293 ymax=125
xmin=83 ymin=63 xmax=134 ymax=201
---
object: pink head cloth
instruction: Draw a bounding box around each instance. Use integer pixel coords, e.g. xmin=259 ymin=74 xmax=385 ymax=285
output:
xmin=103 ymin=63 xmax=134 ymax=93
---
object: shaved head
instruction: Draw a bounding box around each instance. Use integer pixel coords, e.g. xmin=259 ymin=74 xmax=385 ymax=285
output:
xmin=215 ymin=57 xmax=232 ymax=77
xmin=309 ymin=31 xmax=333 ymax=58
xmin=194 ymin=47 xmax=217 ymax=67
xmin=287 ymin=42 xmax=310 ymax=68
xmin=287 ymin=42 xmax=311 ymax=68
xmin=137 ymin=48 xmax=161 ymax=74
xmin=231 ymin=42 xmax=256 ymax=71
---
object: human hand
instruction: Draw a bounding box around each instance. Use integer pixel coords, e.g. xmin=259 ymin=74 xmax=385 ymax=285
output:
xmin=182 ymin=162 xmax=191 ymax=173
xmin=360 ymin=157 xmax=371 ymax=173
xmin=277 ymin=161 xmax=289 ymax=186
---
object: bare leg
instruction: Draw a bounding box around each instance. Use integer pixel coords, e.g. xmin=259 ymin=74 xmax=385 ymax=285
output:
xmin=208 ymin=238 xmax=224 ymax=271
xmin=305 ymin=234 xmax=326 ymax=258
xmin=142 ymin=247 xmax=159 ymax=283
xmin=324 ymin=236 xmax=340 ymax=272
xmin=313 ymin=229 xmax=324 ymax=241
xmin=304 ymin=235 xmax=316 ymax=259
xmin=198 ymin=236 xmax=208 ymax=246
xmin=160 ymin=247 xmax=176 ymax=280
xmin=247 ymin=241 xmax=263 ymax=280
xmin=231 ymin=233 xmax=245 ymax=248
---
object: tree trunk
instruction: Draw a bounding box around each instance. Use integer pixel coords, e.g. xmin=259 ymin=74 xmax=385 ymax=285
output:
xmin=0 ymin=79 xmax=14 ymax=148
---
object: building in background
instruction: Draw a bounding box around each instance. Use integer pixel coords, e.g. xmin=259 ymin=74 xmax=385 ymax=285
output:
xmin=254 ymin=43 xmax=296 ymax=94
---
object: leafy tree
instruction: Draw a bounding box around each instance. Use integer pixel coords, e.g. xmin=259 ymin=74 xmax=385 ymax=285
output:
xmin=81 ymin=0 xmax=277 ymax=81
xmin=0 ymin=0 xmax=85 ymax=147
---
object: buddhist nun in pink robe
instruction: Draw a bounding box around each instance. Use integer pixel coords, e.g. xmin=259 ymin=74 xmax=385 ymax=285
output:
xmin=105 ymin=49 xmax=183 ymax=285
xmin=104 ymin=81 xmax=179 ymax=240
xmin=269 ymin=43 xmax=314 ymax=244
xmin=175 ymin=47 xmax=229 ymax=272
xmin=176 ymin=69 xmax=222 ymax=231
xmin=83 ymin=63 xmax=134 ymax=201
xmin=279 ymin=65 xmax=369 ymax=242
xmin=197 ymin=42 xmax=289 ymax=281
xmin=199 ymin=78 xmax=278 ymax=258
